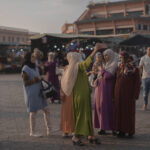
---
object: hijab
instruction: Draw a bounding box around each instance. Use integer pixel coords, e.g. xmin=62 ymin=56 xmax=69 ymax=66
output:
xmin=48 ymin=52 xmax=55 ymax=62
xmin=61 ymin=52 xmax=81 ymax=96
xmin=119 ymin=51 xmax=136 ymax=76
xmin=93 ymin=52 xmax=103 ymax=73
xmin=103 ymin=49 xmax=118 ymax=75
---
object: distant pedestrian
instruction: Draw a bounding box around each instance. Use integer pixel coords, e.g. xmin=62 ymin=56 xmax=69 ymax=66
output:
xmin=22 ymin=52 xmax=51 ymax=137
xmin=33 ymin=48 xmax=44 ymax=74
xmin=44 ymin=52 xmax=60 ymax=103
xmin=33 ymin=48 xmax=42 ymax=66
xmin=139 ymin=47 xmax=150 ymax=110
xmin=79 ymin=49 xmax=86 ymax=62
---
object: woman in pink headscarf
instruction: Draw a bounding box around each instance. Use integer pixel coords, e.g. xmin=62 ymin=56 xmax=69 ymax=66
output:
xmin=93 ymin=49 xmax=118 ymax=135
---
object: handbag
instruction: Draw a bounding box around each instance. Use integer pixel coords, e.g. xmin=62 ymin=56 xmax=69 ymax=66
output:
xmin=41 ymin=80 xmax=57 ymax=99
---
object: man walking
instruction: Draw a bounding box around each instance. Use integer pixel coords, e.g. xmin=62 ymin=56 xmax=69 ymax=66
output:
xmin=139 ymin=47 xmax=150 ymax=110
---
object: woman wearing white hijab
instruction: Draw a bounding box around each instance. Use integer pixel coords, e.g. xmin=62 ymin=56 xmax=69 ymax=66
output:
xmin=94 ymin=49 xmax=118 ymax=135
xmin=61 ymin=43 xmax=107 ymax=146
xmin=103 ymin=49 xmax=118 ymax=76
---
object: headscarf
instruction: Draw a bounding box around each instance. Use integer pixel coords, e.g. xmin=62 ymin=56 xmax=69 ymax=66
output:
xmin=94 ymin=52 xmax=102 ymax=61
xmin=61 ymin=52 xmax=81 ymax=96
xmin=48 ymin=52 xmax=55 ymax=62
xmin=93 ymin=52 xmax=103 ymax=73
xmin=22 ymin=52 xmax=35 ymax=69
xmin=119 ymin=51 xmax=136 ymax=75
xmin=103 ymin=49 xmax=118 ymax=75
xmin=120 ymin=51 xmax=129 ymax=62
xmin=96 ymin=52 xmax=102 ymax=57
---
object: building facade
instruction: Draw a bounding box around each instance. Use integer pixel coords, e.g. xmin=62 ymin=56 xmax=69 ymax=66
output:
xmin=0 ymin=26 xmax=38 ymax=45
xmin=62 ymin=0 xmax=150 ymax=37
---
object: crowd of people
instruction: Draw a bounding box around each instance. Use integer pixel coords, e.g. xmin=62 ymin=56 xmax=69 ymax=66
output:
xmin=21 ymin=43 xmax=150 ymax=146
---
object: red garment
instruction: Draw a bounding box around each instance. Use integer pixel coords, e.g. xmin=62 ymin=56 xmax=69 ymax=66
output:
xmin=114 ymin=68 xmax=141 ymax=134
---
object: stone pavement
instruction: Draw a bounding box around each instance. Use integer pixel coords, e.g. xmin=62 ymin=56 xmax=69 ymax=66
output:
xmin=0 ymin=74 xmax=150 ymax=150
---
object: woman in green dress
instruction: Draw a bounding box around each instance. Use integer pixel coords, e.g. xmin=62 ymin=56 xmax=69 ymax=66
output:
xmin=61 ymin=43 xmax=107 ymax=146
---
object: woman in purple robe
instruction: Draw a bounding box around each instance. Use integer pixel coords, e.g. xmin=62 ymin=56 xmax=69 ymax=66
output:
xmin=44 ymin=52 xmax=60 ymax=103
xmin=93 ymin=49 xmax=117 ymax=135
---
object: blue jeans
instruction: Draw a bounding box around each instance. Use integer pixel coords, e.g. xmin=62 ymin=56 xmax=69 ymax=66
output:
xmin=142 ymin=78 xmax=150 ymax=105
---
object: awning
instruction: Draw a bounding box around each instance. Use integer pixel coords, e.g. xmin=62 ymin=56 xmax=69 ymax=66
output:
xmin=30 ymin=33 xmax=129 ymax=40
xmin=119 ymin=34 xmax=150 ymax=46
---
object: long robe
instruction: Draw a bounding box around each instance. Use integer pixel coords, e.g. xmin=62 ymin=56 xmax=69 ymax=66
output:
xmin=72 ymin=57 xmax=94 ymax=136
xmin=94 ymin=69 xmax=115 ymax=130
xmin=44 ymin=61 xmax=60 ymax=101
xmin=114 ymin=68 xmax=141 ymax=134
xmin=60 ymin=93 xmax=74 ymax=133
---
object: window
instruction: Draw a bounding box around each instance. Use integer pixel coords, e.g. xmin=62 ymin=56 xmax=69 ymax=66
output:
xmin=138 ymin=24 xmax=141 ymax=30
xmin=96 ymin=29 xmax=113 ymax=35
xmin=17 ymin=37 xmax=20 ymax=42
xmin=127 ymin=11 xmax=143 ymax=17
xmin=91 ymin=15 xmax=97 ymax=19
xmin=3 ymin=36 xmax=5 ymax=42
xmin=79 ymin=31 xmax=94 ymax=35
xmin=91 ymin=13 xmax=105 ymax=19
xmin=110 ymin=13 xmax=124 ymax=18
xmin=12 ymin=37 xmax=14 ymax=42
xmin=116 ymin=28 xmax=133 ymax=34
xmin=8 ymin=37 xmax=11 ymax=42
xmin=68 ymin=26 xmax=73 ymax=30
xmin=146 ymin=4 xmax=150 ymax=15
xmin=22 ymin=38 xmax=24 ymax=42
xmin=143 ymin=25 xmax=148 ymax=30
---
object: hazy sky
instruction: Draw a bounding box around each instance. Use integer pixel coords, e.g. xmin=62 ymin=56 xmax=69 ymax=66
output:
xmin=0 ymin=0 xmax=124 ymax=33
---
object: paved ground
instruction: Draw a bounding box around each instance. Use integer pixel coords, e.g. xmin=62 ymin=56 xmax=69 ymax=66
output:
xmin=0 ymin=74 xmax=150 ymax=150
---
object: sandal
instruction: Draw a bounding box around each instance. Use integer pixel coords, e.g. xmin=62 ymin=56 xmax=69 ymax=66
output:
xmin=88 ymin=138 xmax=101 ymax=145
xmin=72 ymin=140 xmax=84 ymax=146
xmin=128 ymin=134 xmax=134 ymax=139
xmin=112 ymin=131 xmax=117 ymax=136
xmin=117 ymin=131 xmax=125 ymax=138
xmin=62 ymin=133 xmax=69 ymax=137
xmin=98 ymin=130 xmax=106 ymax=135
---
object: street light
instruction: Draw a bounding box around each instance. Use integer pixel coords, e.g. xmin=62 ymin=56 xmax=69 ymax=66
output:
xmin=54 ymin=45 xmax=57 ymax=48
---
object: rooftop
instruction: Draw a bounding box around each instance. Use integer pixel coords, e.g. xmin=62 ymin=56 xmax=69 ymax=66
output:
xmin=88 ymin=0 xmax=149 ymax=8
xmin=30 ymin=33 xmax=130 ymax=40
xmin=0 ymin=26 xmax=29 ymax=33
xmin=75 ymin=14 xmax=150 ymax=24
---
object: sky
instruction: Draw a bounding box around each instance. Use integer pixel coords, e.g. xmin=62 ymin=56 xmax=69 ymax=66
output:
xmin=0 ymin=0 xmax=124 ymax=33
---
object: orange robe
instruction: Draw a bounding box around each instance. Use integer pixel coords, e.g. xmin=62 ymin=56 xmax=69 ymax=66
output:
xmin=60 ymin=92 xmax=74 ymax=133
